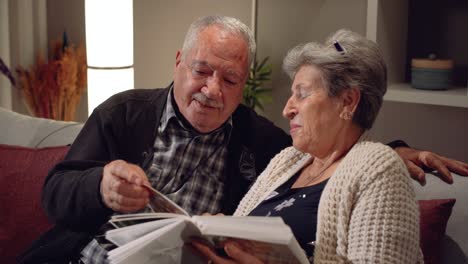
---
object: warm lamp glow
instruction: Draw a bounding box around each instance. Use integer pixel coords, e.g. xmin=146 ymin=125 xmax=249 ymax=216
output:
xmin=87 ymin=68 xmax=134 ymax=114
xmin=85 ymin=0 xmax=134 ymax=115
xmin=85 ymin=0 xmax=133 ymax=67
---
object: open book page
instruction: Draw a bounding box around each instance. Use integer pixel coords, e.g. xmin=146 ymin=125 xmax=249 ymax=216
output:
xmin=107 ymin=219 xmax=205 ymax=264
xmin=107 ymin=184 xmax=190 ymax=228
xmin=215 ymin=238 xmax=307 ymax=264
xmin=143 ymin=184 xmax=189 ymax=216
xmin=109 ymin=213 xmax=190 ymax=228
xmin=107 ymin=218 xmax=179 ymax=246
xmin=105 ymin=196 xmax=308 ymax=263
xmin=192 ymin=216 xmax=292 ymax=243
xmin=191 ymin=216 xmax=309 ymax=264
xmin=107 ymin=215 xmax=308 ymax=264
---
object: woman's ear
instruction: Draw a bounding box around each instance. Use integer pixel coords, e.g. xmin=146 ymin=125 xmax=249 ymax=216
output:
xmin=341 ymin=87 xmax=361 ymax=114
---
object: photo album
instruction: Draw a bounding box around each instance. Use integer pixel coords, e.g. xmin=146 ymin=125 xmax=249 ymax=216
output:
xmin=105 ymin=184 xmax=309 ymax=264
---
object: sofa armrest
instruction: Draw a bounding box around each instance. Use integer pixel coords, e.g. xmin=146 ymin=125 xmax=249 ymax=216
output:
xmin=0 ymin=107 xmax=83 ymax=147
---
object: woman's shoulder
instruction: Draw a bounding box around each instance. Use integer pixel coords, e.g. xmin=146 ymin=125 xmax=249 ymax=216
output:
xmin=350 ymin=141 xmax=401 ymax=165
xmin=258 ymin=146 xmax=309 ymax=179
xmin=344 ymin=141 xmax=409 ymax=182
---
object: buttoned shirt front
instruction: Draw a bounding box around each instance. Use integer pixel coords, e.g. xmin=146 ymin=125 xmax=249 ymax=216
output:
xmin=81 ymin=88 xmax=232 ymax=263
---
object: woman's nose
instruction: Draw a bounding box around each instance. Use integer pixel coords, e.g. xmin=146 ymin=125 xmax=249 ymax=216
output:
xmin=282 ymin=97 xmax=297 ymax=119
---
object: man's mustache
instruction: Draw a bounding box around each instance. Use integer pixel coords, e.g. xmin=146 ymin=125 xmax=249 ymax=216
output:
xmin=192 ymin=93 xmax=224 ymax=109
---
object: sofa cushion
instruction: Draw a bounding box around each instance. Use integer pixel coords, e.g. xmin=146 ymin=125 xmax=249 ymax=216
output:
xmin=414 ymin=174 xmax=468 ymax=262
xmin=0 ymin=107 xmax=83 ymax=148
xmin=0 ymin=144 xmax=69 ymax=264
xmin=419 ymin=199 xmax=456 ymax=264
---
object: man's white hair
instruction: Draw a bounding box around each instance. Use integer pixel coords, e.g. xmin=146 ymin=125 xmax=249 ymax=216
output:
xmin=181 ymin=15 xmax=256 ymax=67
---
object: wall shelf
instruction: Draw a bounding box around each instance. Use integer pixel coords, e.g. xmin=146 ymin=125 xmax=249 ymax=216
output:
xmin=385 ymin=83 xmax=468 ymax=108
xmin=367 ymin=0 xmax=468 ymax=109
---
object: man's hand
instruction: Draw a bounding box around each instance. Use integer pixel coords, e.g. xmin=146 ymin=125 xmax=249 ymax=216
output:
xmin=101 ymin=160 xmax=150 ymax=212
xmin=395 ymin=147 xmax=468 ymax=185
xmin=190 ymin=239 xmax=263 ymax=264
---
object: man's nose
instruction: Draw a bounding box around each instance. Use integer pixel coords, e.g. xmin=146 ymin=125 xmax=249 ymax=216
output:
xmin=202 ymin=75 xmax=222 ymax=99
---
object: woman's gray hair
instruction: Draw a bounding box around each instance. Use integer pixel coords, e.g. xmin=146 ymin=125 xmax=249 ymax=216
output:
xmin=182 ymin=15 xmax=256 ymax=67
xmin=283 ymin=29 xmax=387 ymax=129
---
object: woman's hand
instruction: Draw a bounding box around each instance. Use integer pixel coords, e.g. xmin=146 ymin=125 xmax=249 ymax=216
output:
xmin=190 ymin=239 xmax=263 ymax=264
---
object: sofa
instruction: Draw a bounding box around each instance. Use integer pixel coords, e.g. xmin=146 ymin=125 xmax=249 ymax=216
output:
xmin=414 ymin=175 xmax=468 ymax=263
xmin=0 ymin=107 xmax=83 ymax=263
xmin=0 ymin=107 xmax=467 ymax=263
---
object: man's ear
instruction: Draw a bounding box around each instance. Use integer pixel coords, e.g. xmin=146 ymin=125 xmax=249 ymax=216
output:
xmin=175 ymin=50 xmax=182 ymax=68
xmin=341 ymin=87 xmax=361 ymax=114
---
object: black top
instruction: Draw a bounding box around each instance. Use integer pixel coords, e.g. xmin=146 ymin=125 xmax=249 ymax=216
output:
xmin=248 ymin=172 xmax=328 ymax=258
xmin=19 ymin=84 xmax=292 ymax=264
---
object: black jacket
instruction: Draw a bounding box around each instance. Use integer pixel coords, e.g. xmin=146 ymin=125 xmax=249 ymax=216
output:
xmin=19 ymin=85 xmax=292 ymax=263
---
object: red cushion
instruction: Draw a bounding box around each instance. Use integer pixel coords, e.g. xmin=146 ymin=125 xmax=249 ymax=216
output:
xmin=419 ymin=199 xmax=456 ymax=264
xmin=0 ymin=144 xmax=69 ymax=264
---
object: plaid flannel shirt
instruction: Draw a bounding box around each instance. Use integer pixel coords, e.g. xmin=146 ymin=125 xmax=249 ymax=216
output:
xmin=81 ymin=89 xmax=231 ymax=263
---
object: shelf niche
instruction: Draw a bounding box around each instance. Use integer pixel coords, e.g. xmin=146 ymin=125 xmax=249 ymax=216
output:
xmin=367 ymin=0 xmax=468 ymax=108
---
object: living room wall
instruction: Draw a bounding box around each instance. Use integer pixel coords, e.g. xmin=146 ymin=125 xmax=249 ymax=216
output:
xmin=3 ymin=0 xmax=467 ymax=161
xmin=133 ymin=0 xmax=252 ymax=89
xmin=46 ymin=0 xmax=252 ymax=122
xmin=255 ymin=0 xmax=468 ymax=161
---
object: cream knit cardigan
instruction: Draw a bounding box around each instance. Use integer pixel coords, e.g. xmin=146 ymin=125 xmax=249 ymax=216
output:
xmin=234 ymin=141 xmax=423 ymax=263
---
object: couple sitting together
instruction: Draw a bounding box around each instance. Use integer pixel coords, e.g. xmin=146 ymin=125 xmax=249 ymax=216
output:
xmin=20 ymin=16 xmax=468 ymax=264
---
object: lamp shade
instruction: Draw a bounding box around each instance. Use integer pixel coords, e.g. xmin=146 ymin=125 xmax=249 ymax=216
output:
xmin=85 ymin=0 xmax=133 ymax=68
xmin=85 ymin=0 xmax=134 ymax=115
xmin=87 ymin=68 xmax=134 ymax=114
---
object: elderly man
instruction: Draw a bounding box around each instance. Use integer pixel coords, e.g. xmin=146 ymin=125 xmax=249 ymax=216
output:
xmin=20 ymin=15 xmax=467 ymax=264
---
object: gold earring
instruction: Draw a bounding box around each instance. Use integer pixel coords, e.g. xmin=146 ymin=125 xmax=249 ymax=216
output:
xmin=340 ymin=111 xmax=353 ymax=120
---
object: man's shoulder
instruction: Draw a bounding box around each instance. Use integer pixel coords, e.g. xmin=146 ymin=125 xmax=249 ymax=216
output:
xmin=231 ymin=105 xmax=292 ymax=171
xmin=232 ymin=105 xmax=287 ymax=136
xmin=97 ymin=87 xmax=169 ymax=111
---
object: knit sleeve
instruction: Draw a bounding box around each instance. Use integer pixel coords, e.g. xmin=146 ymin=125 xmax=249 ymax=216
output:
xmin=346 ymin=149 xmax=422 ymax=263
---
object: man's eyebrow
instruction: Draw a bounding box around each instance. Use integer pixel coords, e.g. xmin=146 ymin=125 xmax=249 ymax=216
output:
xmin=192 ymin=60 xmax=242 ymax=79
xmin=224 ymin=70 xmax=242 ymax=80
xmin=191 ymin=60 xmax=212 ymax=69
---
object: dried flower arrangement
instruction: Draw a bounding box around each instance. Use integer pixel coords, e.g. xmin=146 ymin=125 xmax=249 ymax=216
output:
xmin=1 ymin=32 xmax=86 ymax=121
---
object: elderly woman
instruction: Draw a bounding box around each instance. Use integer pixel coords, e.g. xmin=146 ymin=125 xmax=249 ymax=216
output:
xmin=193 ymin=29 xmax=423 ymax=263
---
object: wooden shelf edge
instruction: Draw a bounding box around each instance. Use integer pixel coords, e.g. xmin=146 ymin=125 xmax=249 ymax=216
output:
xmin=384 ymin=83 xmax=468 ymax=108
